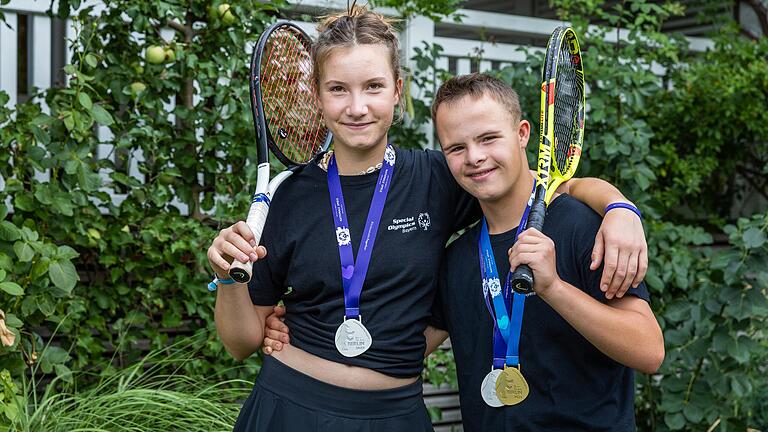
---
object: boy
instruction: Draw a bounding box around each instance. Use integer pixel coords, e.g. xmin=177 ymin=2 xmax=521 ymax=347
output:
xmin=428 ymin=73 xmax=664 ymax=431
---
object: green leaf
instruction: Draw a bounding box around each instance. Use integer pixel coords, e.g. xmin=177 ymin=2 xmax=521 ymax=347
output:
xmin=4 ymin=401 xmax=19 ymax=422
xmin=39 ymin=346 xmax=70 ymax=374
xmin=48 ymin=260 xmax=78 ymax=293
xmin=4 ymin=313 xmax=23 ymax=328
xmin=90 ymin=104 xmax=114 ymax=126
xmin=0 ymin=203 xmax=7 ymax=220
xmin=742 ymin=227 xmax=766 ymax=249
xmin=63 ymin=111 xmax=75 ymax=131
xmin=20 ymin=226 xmax=39 ymax=242
xmin=730 ymin=374 xmax=752 ymax=397
xmin=0 ymin=269 xmax=5 ymax=281
xmin=85 ymin=53 xmax=98 ymax=68
xmin=30 ymin=257 xmax=50 ymax=280
xmin=0 ymin=221 xmax=21 ymax=241
xmin=683 ymin=402 xmax=704 ymax=423
xmin=0 ymin=281 xmax=24 ymax=296
xmin=54 ymin=363 xmax=73 ymax=384
xmin=13 ymin=241 xmax=35 ymax=262
xmin=56 ymin=245 xmax=80 ymax=260
xmin=78 ymin=92 xmax=93 ymax=109
xmin=664 ymin=412 xmax=686 ymax=430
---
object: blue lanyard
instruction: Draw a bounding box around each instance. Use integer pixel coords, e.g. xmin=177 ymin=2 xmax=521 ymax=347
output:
xmin=327 ymin=146 xmax=395 ymax=319
xmin=478 ymin=185 xmax=535 ymax=369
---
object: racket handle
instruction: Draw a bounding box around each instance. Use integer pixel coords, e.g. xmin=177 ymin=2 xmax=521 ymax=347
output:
xmin=510 ymin=190 xmax=548 ymax=294
xmin=228 ymin=197 xmax=270 ymax=283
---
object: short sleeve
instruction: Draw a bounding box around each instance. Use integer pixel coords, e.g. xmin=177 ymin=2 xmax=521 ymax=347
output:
xmin=426 ymin=149 xmax=481 ymax=232
xmin=247 ymin=202 xmax=289 ymax=306
xmin=572 ymin=202 xmax=651 ymax=303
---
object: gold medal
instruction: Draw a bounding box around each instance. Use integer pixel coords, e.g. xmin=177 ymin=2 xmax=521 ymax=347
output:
xmin=495 ymin=365 xmax=529 ymax=405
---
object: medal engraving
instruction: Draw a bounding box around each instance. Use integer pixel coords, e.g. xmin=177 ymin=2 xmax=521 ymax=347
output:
xmin=495 ymin=366 xmax=529 ymax=405
xmin=480 ymin=369 xmax=504 ymax=407
xmin=334 ymin=318 xmax=372 ymax=357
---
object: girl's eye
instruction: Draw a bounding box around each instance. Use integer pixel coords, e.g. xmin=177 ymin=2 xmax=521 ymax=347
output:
xmin=329 ymin=86 xmax=344 ymax=92
xmin=368 ymin=82 xmax=384 ymax=90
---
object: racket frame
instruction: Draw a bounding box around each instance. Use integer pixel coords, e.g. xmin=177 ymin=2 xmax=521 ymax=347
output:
xmin=511 ymin=26 xmax=585 ymax=294
xmin=228 ymin=21 xmax=331 ymax=283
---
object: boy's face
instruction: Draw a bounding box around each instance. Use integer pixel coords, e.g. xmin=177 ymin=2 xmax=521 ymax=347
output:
xmin=436 ymin=94 xmax=531 ymax=203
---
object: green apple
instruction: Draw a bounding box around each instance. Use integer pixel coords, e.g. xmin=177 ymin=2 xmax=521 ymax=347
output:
xmin=165 ymin=48 xmax=176 ymax=63
xmin=219 ymin=4 xmax=236 ymax=25
xmin=130 ymin=82 xmax=146 ymax=95
xmin=146 ymin=45 xmax=166 ymax=64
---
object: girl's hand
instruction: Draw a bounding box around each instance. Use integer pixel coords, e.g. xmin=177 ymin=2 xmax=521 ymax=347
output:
xmin=207 ymin=221 xmax=267 ymax=278
xmin=591 ymin=209 xmax=647 ymax=299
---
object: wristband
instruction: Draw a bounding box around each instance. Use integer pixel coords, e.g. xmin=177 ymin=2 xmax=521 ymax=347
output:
xmin=208 ymin=275 xmax=237 ymax=292
xmin=605 ymin=202 xmax=642 ymax=219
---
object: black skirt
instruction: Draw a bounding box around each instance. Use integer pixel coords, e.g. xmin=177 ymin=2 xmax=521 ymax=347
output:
xmin=233 ymin=356 xmax=434 ymax=431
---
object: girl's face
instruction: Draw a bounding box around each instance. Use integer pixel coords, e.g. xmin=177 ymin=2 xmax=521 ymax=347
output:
xmin=316 ymin=44 xmax=402 ymax=154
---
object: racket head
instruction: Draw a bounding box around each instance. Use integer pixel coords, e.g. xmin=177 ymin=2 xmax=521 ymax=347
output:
xmin=548 ymin=27 xmax=586 ymax=188
xmin=251 ymin=22 xmax=331 ymax=168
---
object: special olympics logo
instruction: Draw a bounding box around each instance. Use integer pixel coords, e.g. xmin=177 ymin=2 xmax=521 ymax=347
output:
xmin=384 ymin=146 xmax=396 ymax=166
xmin=418 ymin=212 xmax=431 ymax=231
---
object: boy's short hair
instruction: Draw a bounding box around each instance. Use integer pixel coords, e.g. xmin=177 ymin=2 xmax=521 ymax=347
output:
xmin=432 ymin=73 xmax=522 ymax=123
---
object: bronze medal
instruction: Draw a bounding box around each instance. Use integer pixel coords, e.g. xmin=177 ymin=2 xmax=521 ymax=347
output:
xmin=495 ymin=366 xmax=529 ymax=405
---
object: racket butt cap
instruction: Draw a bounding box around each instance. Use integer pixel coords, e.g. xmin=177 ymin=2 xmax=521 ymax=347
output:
xmin=228 ymin=263 xmax=252 ymax=284
xmin=511 ymin=266 xmax=535 ymax=295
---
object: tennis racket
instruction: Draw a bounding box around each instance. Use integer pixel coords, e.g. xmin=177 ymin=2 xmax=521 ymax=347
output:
xmin=510 ymin=26 xmax=585 ymax=295
xmin=228 ymin=21 xmax=332 ymax=283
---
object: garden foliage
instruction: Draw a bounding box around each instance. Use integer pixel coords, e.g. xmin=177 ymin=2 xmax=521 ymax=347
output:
xmin=0 ymin=0 xmax=766 ymax=431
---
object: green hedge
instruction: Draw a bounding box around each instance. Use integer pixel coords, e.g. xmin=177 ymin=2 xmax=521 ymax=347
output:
xmin=1 ymin=0 xmax=767 ymax=431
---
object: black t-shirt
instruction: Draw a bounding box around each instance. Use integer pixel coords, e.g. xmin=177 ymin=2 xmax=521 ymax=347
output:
xmin=431 ymin=194 xmax=650 ymax=432
xmin=248 ymin=147 xmax=479 ymax=377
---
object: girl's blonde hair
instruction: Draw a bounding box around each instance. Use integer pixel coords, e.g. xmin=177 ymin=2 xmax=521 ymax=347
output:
xmin=312 ymin=5 xmax=405 ymax=119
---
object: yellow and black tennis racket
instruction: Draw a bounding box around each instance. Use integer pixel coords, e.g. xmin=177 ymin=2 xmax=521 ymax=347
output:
xmin=511 ymin=26 xmax=586 ymax=294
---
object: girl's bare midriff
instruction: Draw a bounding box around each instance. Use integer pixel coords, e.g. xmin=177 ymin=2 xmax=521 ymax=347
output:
xmin=271 ymin=344 xmax=418 ymax=390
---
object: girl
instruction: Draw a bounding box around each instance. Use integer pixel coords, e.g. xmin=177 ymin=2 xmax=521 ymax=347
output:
xmin=208 ymin=7 xmax=646 ymax=431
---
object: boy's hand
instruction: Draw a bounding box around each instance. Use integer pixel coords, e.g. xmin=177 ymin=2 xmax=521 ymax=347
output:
xmin=508 ymin=228 xmax=560 ymax=296
xmin=262 ymin=305 xmax=289 ymax=355
xmin=591 ymin=208 xmax=647 ymax=299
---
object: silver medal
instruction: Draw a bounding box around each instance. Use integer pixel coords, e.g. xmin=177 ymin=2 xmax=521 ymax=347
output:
xmin=481 ymin=369 xmax=504 ymax=407
xmin=334 ymin=317 xmax=373 ymax=357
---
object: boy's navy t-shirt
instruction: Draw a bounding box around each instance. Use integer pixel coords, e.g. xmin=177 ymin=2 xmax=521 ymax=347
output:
xmin=431 ymin=194 xmax=650 ymax=432
xmin=247 ymin=147 xmax=479 ymax=377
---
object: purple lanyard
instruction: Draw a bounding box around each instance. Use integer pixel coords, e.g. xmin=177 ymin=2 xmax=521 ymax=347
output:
xmin=327 ymin=146 xmax=395 ymax=319
xmin=478 ymin=184 xmax=535 ymax=369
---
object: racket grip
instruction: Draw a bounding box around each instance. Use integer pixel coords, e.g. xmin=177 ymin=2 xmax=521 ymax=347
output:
xmin=510 ymin=192 xmax=547 ymax=294
xmin=228 ymin=197 xmax=270 ymax=284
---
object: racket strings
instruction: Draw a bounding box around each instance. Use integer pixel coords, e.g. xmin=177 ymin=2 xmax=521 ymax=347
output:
xmin=552 ymin=39 xmax=584 ymax=176
xmin=265 ymin=31 xmax=317 ymax=160
xmin=261 ymin=28 xmax=327 ymax=164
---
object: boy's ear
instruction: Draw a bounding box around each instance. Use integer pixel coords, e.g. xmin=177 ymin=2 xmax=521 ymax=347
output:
xmin=518 ymin=120 xmax=531 ymax=149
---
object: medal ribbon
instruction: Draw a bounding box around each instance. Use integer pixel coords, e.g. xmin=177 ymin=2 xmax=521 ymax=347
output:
xmin=478 ymin=184 xmax=535 ymax=369
xmin=327 ymin=145 xmax=395 ymax=319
